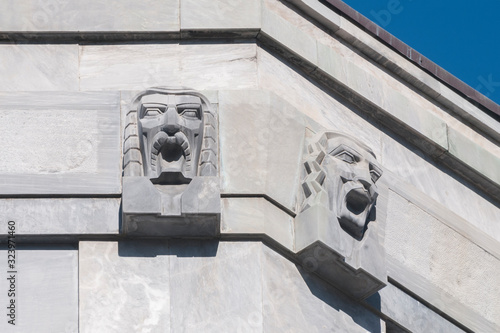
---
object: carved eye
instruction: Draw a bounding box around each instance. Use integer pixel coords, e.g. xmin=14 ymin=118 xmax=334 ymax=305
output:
xmin=334 ymin=151 xmax=356 ymax=164
xmin=177 ymin=104 xmax=201 ymax=119
xmin=144 ymin=108 xmax=162 ymax=117
xmin=180 ymin=109 xmax=199 ymax=118
xmin=369 ymin=165 xmax=382 ymax=183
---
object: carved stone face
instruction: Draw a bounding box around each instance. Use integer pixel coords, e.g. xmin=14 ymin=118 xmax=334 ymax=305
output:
xmin=323 ymin=135 xmax=382 ymax=239
xmin=138 ymin=93 xmax=204 ymax=184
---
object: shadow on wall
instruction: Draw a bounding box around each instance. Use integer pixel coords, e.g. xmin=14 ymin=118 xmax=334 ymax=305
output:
xmin=117 ymin=239 xmax=219 ymax=258
xmin=298 ymin=265 xmax=382 ymax=332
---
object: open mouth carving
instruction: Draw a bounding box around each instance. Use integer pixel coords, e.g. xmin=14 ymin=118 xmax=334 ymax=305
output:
xmin=345 ymin=188 xmax=370 ymax=215
xmin=150 ymin=131 xmax=191 ymax=173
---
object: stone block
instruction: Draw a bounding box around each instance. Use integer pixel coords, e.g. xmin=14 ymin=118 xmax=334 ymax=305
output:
xmin=383 ymin=88 xmax=448 ymax=150
xmin=447 ymin=126 xmax=500 ymax=185
xmin=286 ymin=0 xmax=341 ymax=32
xmin=385 ymin=189 xmax=500 ymax=332
xmin=0 ymin=92 xmax=121 ymax=195
xmin=295 ymin=206 xmax=386 ymax=300
xmin=181 ymin=0 xmax=261 ymax=30
xmin=221 ymin=197 xmax=294 ymax=250
xmin=365 ymin=283 xmax=466 ymax=333
xmin=261 ymin=245 xmax=383 ymax=332
xmin=261 ymin=2 xmax=318 ymax=66
xmin=0 ymin=45 xmax=78 ymax=91
xmin=316 ymin=40 xmax=448 ymax=151
xmin=0 ymin=0 xmax=179 ymax=32
xmin=0 ymin=244 xmax=78 ymax=333
xmin=257 ymin=48 xmax=383 ymax=158
xmin=79 ymin=43 xmax=258 ymax=91
xmin=219 ymin=90 xmax=306 ymax=212
xmin=79 ymin=241 xmax=170 ymax=333
xmin=123 ymin=177 xmax=220 ymax=237
xmin=0 ymin=198 xmax=119 ymax=235
xmin=380 ymin=133 xmax=500 ymax=241
xmin=169 ymin=241 xmax=263 ymax=332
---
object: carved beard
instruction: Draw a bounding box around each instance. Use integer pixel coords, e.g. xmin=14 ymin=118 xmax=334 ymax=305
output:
xmin=149 ymin=131 xmax=193 ymax=184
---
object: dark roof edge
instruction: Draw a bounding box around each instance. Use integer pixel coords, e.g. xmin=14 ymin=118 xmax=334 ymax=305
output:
xmin=323 ymin=0 xmax=500 ymax=118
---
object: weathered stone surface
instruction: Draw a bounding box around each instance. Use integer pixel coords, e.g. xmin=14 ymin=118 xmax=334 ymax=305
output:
xmin=447 ymin=125 xmax=500 ymax=185
xmin=219 ymin=89 xmax=307 ymax=212
xmin=380 ymin=134 xmax=500 ymax=241
xmin=0 ymin=0 xmax=179 ymax=31
xmin=0 ymin=45 xmax=78 ymax=91
xmin=0 ymin=92 xmax=121 ymax=195
xmin=365 ymin=283 xmax=466 ymax=333
xmin=123 ymin=177 xmax=220 ymax=237
xmin=221 ymin=197 xmax=294 ymax=250
xmin=169 ymin=241 xmax=263 ymax=332
xmin=79 ymin=241 xmax=170 ymax=333
xmin=286 ymin=0 xmax=341 ymax=32
xmin=79 ymin=43 xmax=258 ymax=91
xmin=385 ymin=189 xmax=500 ymax=332
xmin=257 ymin=48 xmax=383 ymax=158
xmin=181 ymin=0 xmax=260 ymax=30
xmin=261 ymin=0 xmax=318 ymax=66
xmin=0 ymin=244 xmax=78 ymax=333
xmin=316 ymin=39 xmax=448 ymax=151
xmin=0 ymin=198 xmax=119 ymax=235
xmin=262 ymin=245 xmax=383 ymax=332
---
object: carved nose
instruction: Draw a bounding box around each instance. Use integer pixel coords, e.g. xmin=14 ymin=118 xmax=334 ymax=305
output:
xmin=358 ymin=178 xmax=371 ymax=192
xmin=163 ymin=106 xmax=180 ymax=135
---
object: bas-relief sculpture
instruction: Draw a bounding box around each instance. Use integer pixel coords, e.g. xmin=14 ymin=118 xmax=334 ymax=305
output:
xmin=122 ymin=88 xmax=220 ymax=237
xmin=295 ymin=131 xmax=387 ymax=300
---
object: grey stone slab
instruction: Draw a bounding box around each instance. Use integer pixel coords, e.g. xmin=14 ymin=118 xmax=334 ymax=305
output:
xmin=219 ymin=90 xmax=306 ymax=212
xmin=0 ymin=0 xmax=179 ymax=32
xmin=257 ymin=48 xmax=383 ymax=158
xmin=0 ymin=45 xmax=78 ymax=91
xmin=0 ymin=198 xmax=119 ymax=235
xmin=79 ymin=241 xmax=171 ymax=333
xmin=295 ymin=207 xmax=386 ymax=300
xmin=436 ymin=85 xmax=500 ymax=143
xmin=383 ymin=173 xmax=500 ymax=260
xmin=181 ymin=0 xmax=261 ymax=30
xmin=221 ymin=197 xmax=294 ymax=251
xmin=316 ymin=40 xmax=448 ymax=151
xmin=0 ymin=91 xmax=121 ymax=195
xmin=79 ymin=43 xmax=258 ymax=91
xmin=286 ymin=0 xmax=341 ymax=32
xmin=261 ymin=245 xmax=383 ymax=332
xmin=385 ymin=189 xmax=500 ymax=332
xmin=261 ymin=0 xmax=318 ymax=66
xmin=123 ymin=177 xmax=220 ymax=237
xmin=169 ymin=240 xmax=263 ymax=332
xmin=379 ymin=133 xmax=500 ymax=241
xmin=0 ymin=244 xmax=78 ymax=333
xmin=447 ymin=126 xmax=500 ymax=186
xmin=365 ymin=283 xmax=466 ymax=333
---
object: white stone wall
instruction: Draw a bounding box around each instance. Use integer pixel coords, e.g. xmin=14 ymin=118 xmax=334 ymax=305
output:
xmin=0 ymin=0 xmax=498 ymax=332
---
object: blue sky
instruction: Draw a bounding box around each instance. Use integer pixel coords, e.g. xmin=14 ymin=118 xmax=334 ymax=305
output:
xmin=342 ymin=0 xmax=500 ymax=105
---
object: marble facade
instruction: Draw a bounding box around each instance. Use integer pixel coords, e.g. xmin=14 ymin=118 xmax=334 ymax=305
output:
xmin=0 ymin=0 xmax=499 ymax=332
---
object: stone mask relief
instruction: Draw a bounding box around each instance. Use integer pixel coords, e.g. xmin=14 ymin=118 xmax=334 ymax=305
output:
xmin=124 ymin=87 xmax=217 ymax=181
xmin=138 ymin=93 xmax=203 ymax=184
xmin=301 ymin=132 xmax=382 ymax=240
xmin=122 ymin=87 xmax=220 ymax=237
xmin=296 ymin=131 xmax=386 ymax=299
